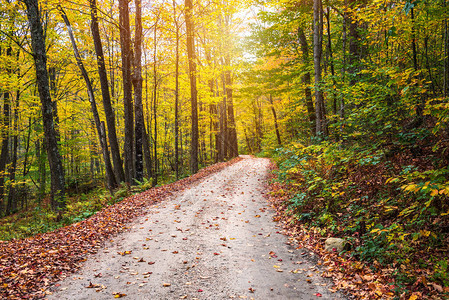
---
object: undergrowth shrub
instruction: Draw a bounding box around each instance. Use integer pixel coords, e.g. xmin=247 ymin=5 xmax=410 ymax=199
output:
xmin=272 ymin=140 xmax=449 ymax=292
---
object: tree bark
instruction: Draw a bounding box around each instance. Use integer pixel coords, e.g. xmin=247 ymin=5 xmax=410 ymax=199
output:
xmin=133 ymin=0 xmax=144 ymax=184
xmin=269 ymin=95 xmax=282 ymax=146
xmin=347 ymin=0 xmax=359 ymax=85
xmin=224 ymin=55 xmax=238 ymax=158
xmin=25 ymin=0 xmax=66 ymax=212
xmin=6 ymin=80 xmax=20 ymax=214
xmin=118 ymin=0 xmax=134 ymax=185
xmin=445 ymin=0 xmax=449 ymax=97
xmin=313 ymin=0 xmax=328 ymax=137
xmin=153 ymin=18 xmax=159 ymax=185
xmin=220 ymin=72 xmax=228 ymax=159
xmin=298 ymin=26 xmax=316 ymax=136
xmin=0 ymin=46 xmax=11 ymax=206
xmin=173 ymin=0 xmax=180 ymax=179
xmin=90 ymin=0 xmax=125 ymax=183
xmin=325 ymin=8 xmax=337 ymax=115
xmin=185 ymin=0 xmax=199 ymax=173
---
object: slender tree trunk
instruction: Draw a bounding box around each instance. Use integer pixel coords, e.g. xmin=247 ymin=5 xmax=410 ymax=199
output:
xmin=269 ymin=95 xmax=282 ymax=146
xmin=185 ymin=0 xmax=199 ymax=173
xmin=209 ymin=79 xmax=219 ymax=163
xmin=133 ymin=0 xmax=144 ymax=184
xmin=35 ymin=139 xmax=46 ymax=203
xmin=118 ymin=0 xmax=134 ymax=185
xmin=341 ymin=1 xmax=347 ymax=120
xmin=143 ymin=47 xmax=153 ymax=179
xmin=58 ymin=6 xmax=117 ymax=190
xmin=313 ymin=0 xmax=328 ymax=137
xmin=0 ymin=46 xmax=11 ymax=206
xmin=224 ymin=55 xmax=238 ymax=158
xmin=153 ymin=19 xmax=158 ymax=185
xmin=22 ymin=117 xmax=32 ymax=178
xmin=243 ymin=127 xmax=252 ymax=153
xmin=298 ymin=26 xmax=316 ymax=136
xmin=90 ymin=0 xmax=125 ymax=183
xmin=216 ymin=79 xmax=224 ymax=161
xmin=445 ymin=0 xmax=449 ymax=97
xmin=347 ymin=0 xmax=359 ymax=85
xmin=174 ymin=0 xmax=180 ymax=180
xmin=325 ymin=8 xmax=337 ymax=115
xmin=410 ymin=7 xmax=424 ymax=121
xmin=142 ymin=128 xmax=152 ymax=179
xmin=25 ymin=0 xmax=66 ymax=212
xmin=221 ymin=72 xmax=228 ymax=158
xmin=6 ymin=81 xmax=20 ymax=214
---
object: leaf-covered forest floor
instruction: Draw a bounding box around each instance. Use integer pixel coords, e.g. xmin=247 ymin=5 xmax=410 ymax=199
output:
xmin=0 ymin=158 xmax=243 ymax=299
xmin=266 ymin=140 xmax=449 ymax=299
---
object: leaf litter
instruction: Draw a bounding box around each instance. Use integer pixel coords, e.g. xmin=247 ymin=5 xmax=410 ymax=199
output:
xmin=0 ymin=158 xmax=242 ymax=299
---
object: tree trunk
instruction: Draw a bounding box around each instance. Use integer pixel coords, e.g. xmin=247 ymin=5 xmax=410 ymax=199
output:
xmin=221 ymin=72 xmax=228 ymax=159
xmin=118 ymin=0 xmax=134 ymax=185
xmin=142 ymin=128 xmax=153 ymax=179
xmin=445 ymin=0 xmax=449 ymax=98
xmin=25 ymin=0 xmax=66 ymax=212
xmin=133 ymin=0 xmax=144 ymax=184
xmin=216 ymin=79 xmax=224 ymax=162
xmin=298 ymin=26 xmax=316 ymax=136
xmin=325 ymin=8 xmax=337 ymax=115
xmin=224 ymin=55 xmax=238 ymax=158
xmin=313 ymin=0 xmax=328 ymax=137
xmin=269 ymin=95 xmax=282 ymax=146
xmin=185 ymin=0 xmax=199 ymax=173
xmin=153 ymin=18 xmax=159 ymax=185
xmin=0 ymin=46 xmax=11 ymax=206
xmin=347 ymin=0 xmax=359 ymax=85
xmin=6 ymin=84 xmax=19 ymax=214
xmin=209 ymin=79 xmax=219 ymax=163
xmin=58 ymin=5 xmax=117 ymax=190
xmin=174 ymin=0 xmax=180 ymax=179
xmin=90 ymin=0 xmax=125 ymax=183
xmin=35 ymin=139 xmax=46 ymax=203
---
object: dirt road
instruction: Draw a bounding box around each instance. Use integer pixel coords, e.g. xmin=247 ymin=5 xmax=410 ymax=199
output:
xmin=48 ymin=156 xmax=341 ymax=299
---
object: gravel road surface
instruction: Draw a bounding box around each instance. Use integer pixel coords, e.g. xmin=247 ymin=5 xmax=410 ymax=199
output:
xmin=48 ymin=156 xmax=342 ymax=300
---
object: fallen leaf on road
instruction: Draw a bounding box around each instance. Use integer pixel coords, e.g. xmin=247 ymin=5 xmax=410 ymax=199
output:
xmin=113 ymin=292 xmax=126 ymax=298
xmin=163 ymin=283 xmax=171 ymax=287
xmin=86 ymin=282 xmax=100 ymax=288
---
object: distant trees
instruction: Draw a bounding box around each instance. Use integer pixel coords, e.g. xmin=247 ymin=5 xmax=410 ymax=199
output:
xmin=240 ymin=0 xmax=449 ymax=153
xmin=0 ymin=0 xmax=241 ymax=216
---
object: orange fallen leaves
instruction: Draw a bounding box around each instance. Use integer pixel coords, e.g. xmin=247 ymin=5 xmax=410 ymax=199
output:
xmin=0 ymin=158 xmax=243 ymax=299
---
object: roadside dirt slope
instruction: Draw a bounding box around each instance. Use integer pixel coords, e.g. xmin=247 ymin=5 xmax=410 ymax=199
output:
xmin=48 ymin=156 xmax=342 ymax=299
